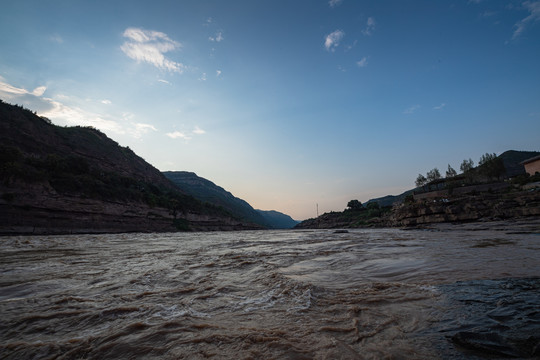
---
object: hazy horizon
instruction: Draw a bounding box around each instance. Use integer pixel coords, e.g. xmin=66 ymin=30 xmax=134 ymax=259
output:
xmin=1 ymin=0 xmax=539 ymax=220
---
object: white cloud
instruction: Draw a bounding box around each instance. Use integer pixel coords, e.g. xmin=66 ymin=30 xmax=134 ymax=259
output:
xmin=101 ymin=99 xmax=112 ymax=105
xmin=158 ymin=79 xmax=171 ymax=84
xmin=199 ymin=72 xmax=207 ymax=81
xmin=39 ymin=99 xmax=124 ymax=133
xmin=329 ymin=0 xmax=343 ymax=8
xmin=324 ymin=30 xmax=345 ymax=51
xmin=166 ymin=131 xmax=190 ymax=140
xmin=356 ymin=57 xmax=368 ymax=67
xmin=209 ymin=31 xmax=224 ymax=42
xmin=512 ymin=1 xmax=540 ymax=40
xmin=216 ymin=70 xmax=222 ymax=77
xmin=403 ymin=105 xmax=421 ymax=114
xmin=31 ymin=86 xmax=46 ymax=96
xmin=0 ymin=78 xmax=34 ymax=96
xmin=362 ymin=17 xmax=376 ymax=36
xmin=0 ymin=76 xmax=155 ymax=138
xmin=130 ymin=123 xmax=157 ymax=138
xmin=121 ymin=27 xmax=184 ymax=73
xmin=0 ymin=78 xmax=47 ymax=99
xmin=433 ymin=103 xmax=446 ymax=110
xmin=193 ymin=126 xmax=206 ymax=135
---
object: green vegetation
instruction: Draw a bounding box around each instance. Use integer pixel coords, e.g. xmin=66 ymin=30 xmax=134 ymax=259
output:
xmin=0 ymin=143 xmax=230 ymax=219
xmin=0 ymin=99 xmax=235 ymax=230
xmin=414 ymin=151 xmax=538 ymax=194
xmin=346 ymin=201 xmax=391 ymax=227
xmin=446 ymin=164 xmax=457 ymax=178
xmin=346 ymin=199 xmax=363 ymax=211
xmin=460 ymin=158 xmax=474 ymax=173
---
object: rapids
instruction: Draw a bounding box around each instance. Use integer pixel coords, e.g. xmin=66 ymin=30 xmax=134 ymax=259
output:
xmin=1 ymin=226 xmax=539 ymax=359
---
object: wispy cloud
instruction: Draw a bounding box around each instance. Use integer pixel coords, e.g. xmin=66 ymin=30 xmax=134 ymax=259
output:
xmin=166 ymin=131 xmax=190 ymax=140
xmin=403 ymin=105 xmax=420 ymax=114
xmin=40 ymin=99 xmax=124 ymax=133
xmin=329 ymin=0 xmax=343 ymax=8
xmin=121 ymin=27 xmax=184 ymax=73
xmin=433 ymin=103 xmax=446 ymax=110
xmin=356 ymin=57 xmax=368 ymax=67
xmin=0 ymin=76 xmax=154 ymax=137
xmin=32 ymin=86 xmax=47 ymax=97
xmin=49 ymin=34 xmax=64 ymax=44
xmin=199 ymin=73 xmax=207 ymax=81
xmin=166 ymin=126 xmax=206 ymax=140
xmin=193 ymin=126 xmax=206 ymax=135
xmin=158 ymin=79 xmax=171 ymax=85
xmin=131 ymin=123 xmax=157 ymax=138
xmin=324 ymin=30 xmax=345 ymax=51
xmin=362 ymin=17 xmax=376 ymax=36
xmin=0 ymin=78 xmax=46 ymax=97
xmin=480 ymin=10 xmax=497 ymax=18
xmin=101 ymin=99 xmax=112 ymax=105
xmin=209 ymin=31 xmax=224 ymax=42
xmin=216 ymin=70 xmax=222 ymax=77
xmin=512 ymin=1 xmax=540 ymax=40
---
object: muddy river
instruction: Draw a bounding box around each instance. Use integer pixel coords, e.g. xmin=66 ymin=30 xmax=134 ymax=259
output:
xmin=1 ymin=225 xmax=539 ymax=359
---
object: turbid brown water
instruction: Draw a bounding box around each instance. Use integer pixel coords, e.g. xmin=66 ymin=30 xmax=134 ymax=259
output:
xmin=1 ymin=225 xmax=539 ymax=359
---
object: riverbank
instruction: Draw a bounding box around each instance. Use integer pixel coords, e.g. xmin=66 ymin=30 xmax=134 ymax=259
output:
xmin=296 ymin=186 xmax=540 ymax=230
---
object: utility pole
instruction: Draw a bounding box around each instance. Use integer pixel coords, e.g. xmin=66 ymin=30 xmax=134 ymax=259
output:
xmin=316 ymin=203 xmax=319 ymax=218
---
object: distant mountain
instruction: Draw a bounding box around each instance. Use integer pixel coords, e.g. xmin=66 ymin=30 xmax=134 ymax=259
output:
xmin=256 ymin=209 xmax=299 ymax=229
xmin=0 ymin=100 xmax=260 ymax=234
xmin=499 ymin=150 xmax=540 ymax=177
xmin=163 ymin=171 xmax=298 ymax=229
xmin=365 ymin=189 xmax=416 ymax=208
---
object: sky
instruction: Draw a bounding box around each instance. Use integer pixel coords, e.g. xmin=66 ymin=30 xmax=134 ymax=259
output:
xmin=1 ymin=0 xmax=539 ymax=220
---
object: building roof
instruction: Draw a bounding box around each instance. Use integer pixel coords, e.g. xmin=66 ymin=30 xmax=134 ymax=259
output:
xmin=521 ymin=155 xmax=540 ymax=165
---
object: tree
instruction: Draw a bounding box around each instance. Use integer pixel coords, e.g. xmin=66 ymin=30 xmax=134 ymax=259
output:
xmin=446 ymin=164 xmax=457 ymax=178
xmin=478 ymin=153 xmax=505 ymax=180
xmin=346 ymin=199 xmax=363 ymax=211
xmin=415 ymin=174 xmax=427 ymax=188
xmin=460 ymin=158 xmax=474 ymax=173
xmin=366 ymin=202 xmax=380 ymax=210
xmin=426 ymin=168 xmax=441 ymax=182
xmin=479 ymin=153 xmax=497 ymax=166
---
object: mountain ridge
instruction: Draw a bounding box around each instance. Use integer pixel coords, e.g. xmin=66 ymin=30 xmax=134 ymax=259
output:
xmin=0 ymin=100 xmax=262 ymax=234
xmin=163 ymin=171 xmax=298 ymax=229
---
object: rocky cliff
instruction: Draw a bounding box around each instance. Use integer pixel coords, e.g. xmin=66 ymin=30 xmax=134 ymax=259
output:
xmin=296 ymin=186 xmax=540 ymax=229
xmin=0 ymin=101 xmax=261 ymax=234
xmin=387 ymin=187 xmax=540 ymax=227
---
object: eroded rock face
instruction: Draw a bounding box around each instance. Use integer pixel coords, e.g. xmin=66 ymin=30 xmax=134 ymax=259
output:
xmin=0 ymin=182 xmax=262 ymax=235
xmin=388 ymin=189 xmax=540 ymax=227
xmin=295 ymin=188 xmax=540 ymax=229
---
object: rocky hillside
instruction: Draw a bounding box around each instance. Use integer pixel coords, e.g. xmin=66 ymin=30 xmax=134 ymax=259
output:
xmin=389 ymin=187 xmax=540 ymax=227
xmin=296 ymin=150 xmax=540 ymax=229
xmin=365 ymin=150 xmax=539 ymax=208
xmin=0 ymin=100 xmax=261 ymax=234
xmin=163 ymin=171 xmax=298 ymax=229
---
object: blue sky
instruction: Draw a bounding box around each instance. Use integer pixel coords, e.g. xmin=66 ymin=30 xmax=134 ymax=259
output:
xmin=1 ymin=0 xmax=539 ymax=220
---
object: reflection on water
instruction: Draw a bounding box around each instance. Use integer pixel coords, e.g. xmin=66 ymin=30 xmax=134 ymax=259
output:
xmin=0 ymin=228 xmax=539 ymax=359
